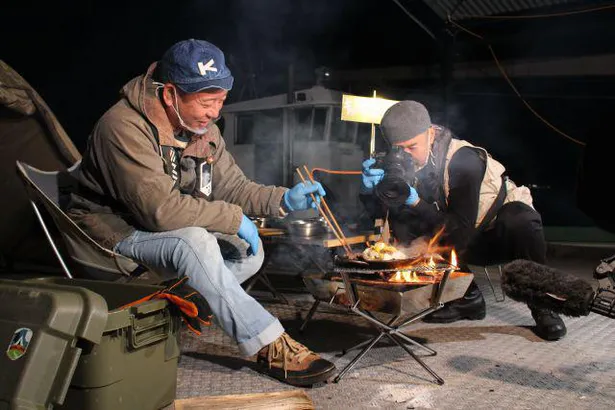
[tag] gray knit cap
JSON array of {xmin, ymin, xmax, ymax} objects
[{"xmin": 380, "ymin": 100, "xmax": 431, "ymax": 145}]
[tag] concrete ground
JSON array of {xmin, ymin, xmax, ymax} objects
[{"xmin": 171, "ymin": 244, "xmax": 615, "ymax": 409}]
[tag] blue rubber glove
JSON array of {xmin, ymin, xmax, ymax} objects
[
  {"xmin": 237, "ymin": 215, "xmax": 259, "ymax": 256},
  {"xmin": 405, "ymin": 185, "xmax": 420, "ymax": 206},
  {"xmin": 284, "ymin": 181, "xmax": 326, "ymax": 211},
  {"xmin": 361, "ymin": 158, "xmax": 385, "ymax": 194}
]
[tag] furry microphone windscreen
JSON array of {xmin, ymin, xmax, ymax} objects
[{"xmin": 501, "ymin": 260, "xmax": 595, "ymax": 317}]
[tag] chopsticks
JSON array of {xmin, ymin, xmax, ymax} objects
[
  {"xmin": 295, "ymin": 166, "xmax": 353, "ymax": 257},
  {"xmin": 303, "ymin": 165, "xmax": 350, "ymax": 251}
]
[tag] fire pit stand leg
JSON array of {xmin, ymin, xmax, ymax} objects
[
  {"xmin": 389, "ymin": 331, "xmax": 437, "ymax": 356},
  {"xmin": 334, "ymin": 319, "xmax": 445, "ymax": 385},
  {"xmin": 340, "ymin": 315, "xmax": 400, "ymax": 355},
  {"xmin": 332, "ymin": 270, "xmax": 455, "ymax": 385},
  {"xmin": 333, "ymin": 301, "xmax": 446, "ymax": 385},
  {"xmin": 385, "ymin": 334, "xmax": 444, "ymax": 385},
  {"xmin": 245, "ymin": 270, "xmax": 289, "ymax": 304},
  {"xmin": 383, "ymin": 309, "xmax": 442, "ymax": 356},
  {"xmin": 333, "ymin": 333, "xmax": 387, "ymax": 383},
  {"xmin": 299, "ymin": 300, "xmax": 321, "ymax": 333},
  {"xmin": 355, "ymin": 308, "xmax": 440, "ymax": 356}
]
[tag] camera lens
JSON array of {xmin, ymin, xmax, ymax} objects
[{"xmin": 373, "ymin": 147, "xmax": 415, "ymax": 207}]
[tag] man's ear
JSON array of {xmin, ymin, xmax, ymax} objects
[
  {"xmin": 428, "ymin": 126, "xmax": 435, "ymax": 144},
  {"xmin": 161, "ymin": 84, "xmax": 175, "ymax": 107}
]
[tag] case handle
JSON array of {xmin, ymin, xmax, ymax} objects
[{"xmin": 128, "ymin": 309, "xmax": 170, "ymax": 349}]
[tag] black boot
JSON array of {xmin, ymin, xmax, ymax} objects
[
  {"xmin": 422, "ymin": 281, "xmax": 486, "ymax": 323},
  {"xmin": 530, "ymin": 307, "xmax": 567, "ymax": 341}
]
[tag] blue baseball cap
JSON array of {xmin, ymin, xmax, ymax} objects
[{"xmin": 156, "ymin": 39, "xmax": 234, "ymax": 93}]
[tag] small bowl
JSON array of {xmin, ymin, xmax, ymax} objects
[
  {"xmin": 287, "ymin": 218, "xmax": 328, "ymax": 237},
  {"xmin": 250, "ymin": 216, "xmax": 286, "ymax": 229}
]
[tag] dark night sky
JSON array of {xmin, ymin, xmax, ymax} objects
[
  {"xmin": 2, "ymin": 0, "xmax": 442, "ymax": 144},
  {"xmin": 3, "ymin": 0, "xmax": 615, "ymax": 226},
  {"xmin": 3, "ymin": 0, "xmax": 611, "ymax": 140}
]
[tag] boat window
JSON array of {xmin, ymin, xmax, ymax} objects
[
  {"xmin": 331, "ymin": 107, "xmax": 357, "ymax": 143},
  {"xmin": 235, "ymin": 109, "xmax": 283, "ymax": 145},
  {"xmin": 236, "ymin": 115, "xmax": 255, "ymax": 144},
  {"xmin": 294, "ymin": 107, "xmax": 327, "ymax": 141},
  {"xmin": 312, "ymin": 108, "xmax": 326, "ymax": 141},
  {"xmin": 294, "ymin": 108, "xmax": 312, "ymax": 141}
]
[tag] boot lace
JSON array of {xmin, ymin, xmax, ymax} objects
[{"xmin": 268, "ymin": 333, "xmax": 313, "ymax": 378}]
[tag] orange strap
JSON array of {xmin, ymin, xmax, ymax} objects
[
  {"xmin": 155, "ymin": 293, "xmax": 199, "ymax": 318},
  {"xmin": 118, "ymin": 290, "xmax": 162, "ymax": 310},
  {"xmin": 118, "ymin": 277, "xmax": 213, "ymax": 337}
]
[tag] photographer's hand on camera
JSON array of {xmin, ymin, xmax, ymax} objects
[
  {"xmin": 361, "ymin": 158, "xmax": 385, "ymax": 194},
  {"xmin": 363, "ymin": 148, "xmax": 417, "ymax": 208},
  {"xmin": 405, "ymin": 185, "xmax": 420, "ymax": 207}
]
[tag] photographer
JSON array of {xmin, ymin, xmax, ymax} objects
[{"xmin": 360, "ymin": 100, "xmax": 566, "ymax": 341}]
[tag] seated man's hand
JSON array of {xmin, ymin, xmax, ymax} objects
[
  {"xmin": 237, "ymin": 215, "xmax": 259, "ymax": 255},
  {"xmin": 361, "ymin": 158, "xmax": 384, "ymax": 194},
  {"xmin": 405, "ymin": 185, "xmax": 420, "ymax": 206},
  {"xmin": 284, "ymin": 181, "xmax": 326, "ymax": 211}
]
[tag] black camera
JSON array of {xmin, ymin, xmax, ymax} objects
[{"xmin": 372, "ymin": 146, "xmax": 416, "ymax": 207}]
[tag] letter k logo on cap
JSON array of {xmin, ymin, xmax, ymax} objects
[{"xmin": 198, "ymin": 59, "xmax": 218, "ymax": 76}]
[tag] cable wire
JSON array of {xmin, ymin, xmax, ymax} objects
[
  {"xmin": 310, "ymin": 168, "xmax": 362, "ymax": 179},
  {"xmin": 457, "ymin": 3, "xmax": 615, "ymax": 20},
  {"xmin": 448, "ymin": 17, "xmax": 586, "ymax": 146}
]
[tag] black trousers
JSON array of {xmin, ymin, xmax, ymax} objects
[{"xmin": 464, "ymin": 201, "xmax": 547, "ymax": 268}]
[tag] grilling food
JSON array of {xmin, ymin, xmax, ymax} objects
[{"xmin": 362, "ymin": 241, "xmax": 407, "ymax": 261}]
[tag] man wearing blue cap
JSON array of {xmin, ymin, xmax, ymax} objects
[
  {"xmin": 68, "ymin": 39, "xmax": 335, "ymax": 386},
  {"xmin": 360, "ymin": 100, "xmax": 567, "ymax": 341}
]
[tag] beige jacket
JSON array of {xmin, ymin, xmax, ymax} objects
[
  {"xmin": 68, "ymin": 63, "xmax": 286, "ymax": 248},
  {"xmin": 443, "ymin": 139, "xmax": 534, "ymax": 228}
]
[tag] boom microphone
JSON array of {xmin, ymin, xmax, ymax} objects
[{"xmin": 501, "ymin": 259, "xmax": 615, "ymax": 319}]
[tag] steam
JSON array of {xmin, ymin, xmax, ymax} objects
[
  {"xmin": 219, "ymin": 0, "xmax": 350, "ymax": 97},
  {"xmin": 395, "ymin": 236, "xmax": 430, "ymax": 259}
]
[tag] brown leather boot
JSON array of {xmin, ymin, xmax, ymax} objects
[{"xmin": 256, "ymin": 333, "xmax": 336, "ymax": 386}]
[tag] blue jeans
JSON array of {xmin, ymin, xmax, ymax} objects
[{"xmin": 113, "ymin": 227, "xmax": 284, "ymax": 356}]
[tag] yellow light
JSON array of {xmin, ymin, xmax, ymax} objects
[{"xmin": 341, "ymin": 94, "xmax": 399, "ymax": 124}]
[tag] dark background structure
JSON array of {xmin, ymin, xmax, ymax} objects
[{"xmin": 3, "ymin": 0, "xmax": 614, "ymax": 226}]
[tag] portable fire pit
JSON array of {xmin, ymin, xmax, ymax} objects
[{"xmin": 302, "ymin": 258, "xmax": 474, "ymax": 385}]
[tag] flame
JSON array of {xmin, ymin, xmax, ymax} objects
[
  {"xmin": 427, "ymin": 226, "xmax": 446, "ymax": 251},
  {"xmin": 422, "ymin": 225, "xmax": 454, "ymax": 256},
  {"xmin": 451, "ymin": 249, "xmax": 457, "ymax": 269},
  {"xmin": 389, "ymin": 270, "xmax": 420, "ymax": 283},
  {"xmin": 386, "ymin": 239, "xmax": 460, "ymax": 284},
  {"xmin": 380, "ymin": 226, "xmax": 463, "ymax": 284}
]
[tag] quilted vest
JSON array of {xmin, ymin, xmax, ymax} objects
[{"xmin": 443, "ymin": 139, "xmax": 534, "ymax": 228}]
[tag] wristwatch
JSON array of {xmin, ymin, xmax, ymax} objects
[{"xmin": 279, "ymin": 192, "xmax": 292, "ymax": 217}]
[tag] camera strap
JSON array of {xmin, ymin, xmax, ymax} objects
[{"xmin": 477, "ymin": 175, "xmax": 507, "ymax": 231}]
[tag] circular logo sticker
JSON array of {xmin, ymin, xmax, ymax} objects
[{"xmin": 6, "ymin": 327, "xmax": 33, "ymax": 361}]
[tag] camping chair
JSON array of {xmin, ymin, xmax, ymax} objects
[
  {"xmin": 465, "ymin": 254, "xmax": 506, "ymax": 303},
  {"xmin": 15, "ymin": 160, "xmax": 159, "ymax": 283}
]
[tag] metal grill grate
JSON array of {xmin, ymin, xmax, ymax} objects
[{"xmin": 333, "ymin": 263, "xmax": 456, "ymax": 274}]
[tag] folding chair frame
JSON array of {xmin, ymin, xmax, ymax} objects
[{"xmin": 16, "ymin": 160, "xmax": 148, "ymax": 281}]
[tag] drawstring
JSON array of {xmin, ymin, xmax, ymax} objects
[
  {"xmin": 152, "ymin": 81, "xmax": 165, "ymax": 95},
  {"xmin": 267, "ymin": 333, "xmax": 312, "ymax": 378}
]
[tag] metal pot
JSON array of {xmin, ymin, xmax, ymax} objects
[
  {"xmin": 286, "ymin": 217, "xmax": 329, "ymax": 237},
  {"xmin": 250, "ymin": 216, "xmax": 286, "ymax": 229}
]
